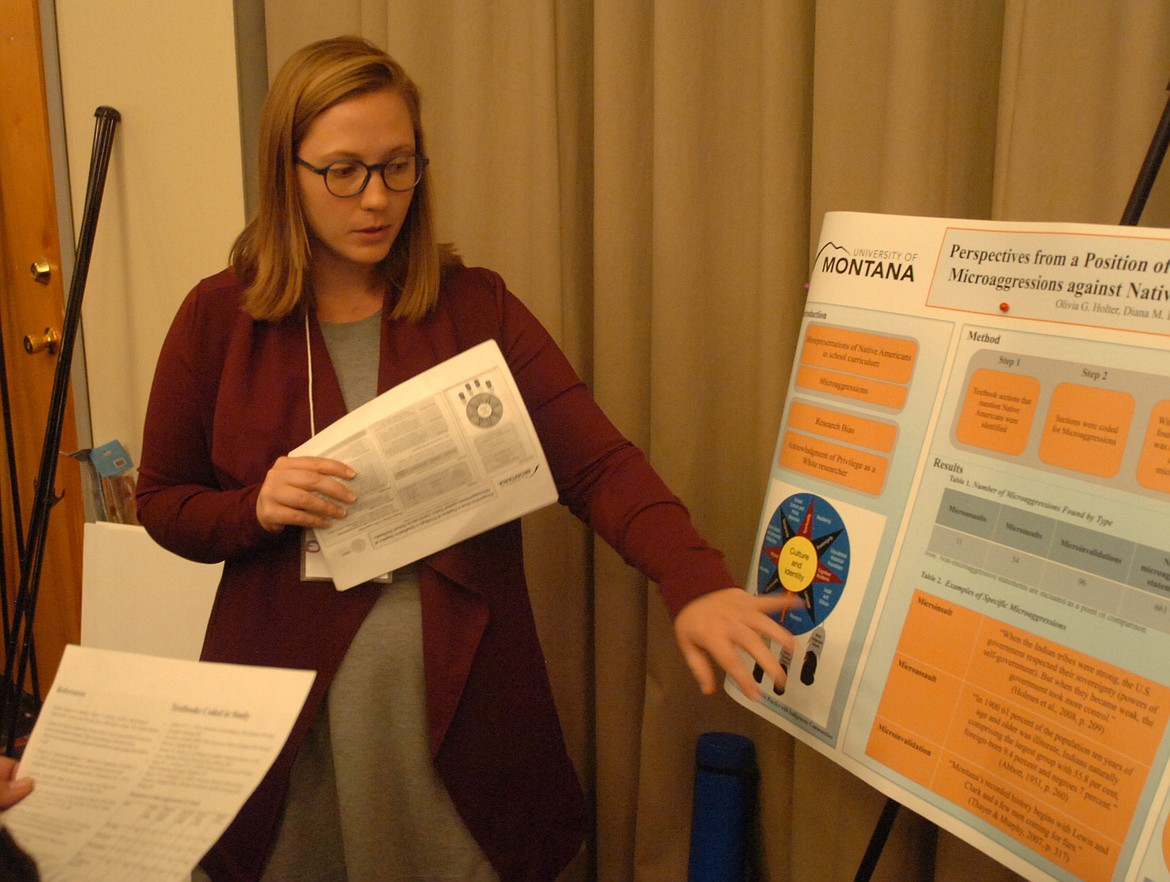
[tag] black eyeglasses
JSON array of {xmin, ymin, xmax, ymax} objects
[{"xmin": 295, "ymin": 152, "xmax": 429, "ymax": 197}]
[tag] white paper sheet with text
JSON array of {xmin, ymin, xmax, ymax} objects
[
  {"xmin": 3, "ymin": 645, "xmax": 314, "ymax": 882},
  {"xmin": 292, "ymin": 339, "xmax": 557, "ymax": 590}
]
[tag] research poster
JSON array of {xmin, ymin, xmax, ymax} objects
[{"xmin": 727, "ymin": 212, "xmax": 1170, "ymax": 882}]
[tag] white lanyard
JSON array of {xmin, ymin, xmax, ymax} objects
[{"xmin": 304, "ymin": 310, "xmax": 316, "ymax": 436}]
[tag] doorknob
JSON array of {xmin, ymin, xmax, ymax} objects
[
  {"xmin": 29, "ymin": 259, "xmax": 51, "ymax": 284},
  {"xmin": 23, "ymin": 327, "xmax": 60, "ymax": 355}
]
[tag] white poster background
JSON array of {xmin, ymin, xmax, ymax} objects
[{"xmin": 728, "ymin": 213, "xmax": 1170, "ymax": 882}]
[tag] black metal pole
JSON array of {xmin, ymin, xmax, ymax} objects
[
  {"xmin": 852, "ymin": 798, "xmax": 900, "ymax": 882},
  {"xmin": 1121, "ymin": 77, "xmax": 1170, "ymax": 226},
  {"xmin": 0, "ymin": 323, "xmax": 24, "ymax": 643},
  {"xmin": 1, "ymin": 106, "xmax": 120, "ymax": 755}
]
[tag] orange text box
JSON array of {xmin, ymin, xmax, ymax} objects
[
  {"xmin": 795, "ymin": 366, "xmax": 908, "ymax": 410},
  {"xmin": 967, "ymin": 633, "xmax": 1168, "ymax": 826},
  {"xmin": 800, "ymin": 324, "xmax": 918, "ymax": 383},
  {"xmin": 886, "ymin": 591, "xmax": 984, "ymax": 680},
  {"xmin": 868, "ymin": 590, "xmax": 1170, "ymax": 882},
  {"xmin": 1039, "ymin": 383, "xmax": 1134, "ymax": 478},
  {"xmin": 1137, "ymin": 400, "xmax": 1170, "ymax": 494},
  {"xmin": 866, "ymin": 593, "xmax": 981, "ymax": 779},
  {"xmin": 931, "ymin": 747, "xmax": 1119, "ymax": 882},
  {"xmin": 787, "ymin": 400, "xmax": 897, "ymax": 454},
  {"xmin": 954, "ymin": 368, "xmax": 1040, "ymax": 456},
  {"xmin": 779, "ymin": 431, "xmax": 889, "ymax": 495},
  {"xmin": 865, "ymin": 717, "xmax": 939, "ymax": 790}
]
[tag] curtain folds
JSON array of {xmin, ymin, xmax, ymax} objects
[{"xmin": 262, "ymin": 2, "xmax": 1170, "ymax": 878}]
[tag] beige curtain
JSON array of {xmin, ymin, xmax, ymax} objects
[{"xmin": 262, "ymin": 2, "xmax": 1170, "ymax": 879}]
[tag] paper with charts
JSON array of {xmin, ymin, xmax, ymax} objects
[
  {"xmin": 293, "ymin": 339, "xmax": 557, "ymax": 590},
  {"xmin": 729, "ymin": 211, "xmax": 1170, "ymax": 882}
]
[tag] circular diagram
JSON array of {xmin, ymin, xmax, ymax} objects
[
  {"xmin": 466, "ymin": 392, "xmax": 503, "ymax": 428},
  {"xmin": 1161, "ymin": 808, "xmax": 1170, "ymax": 873},
  {"xmin": 756, "ymin": 493, "xmax": 850, "ymax": 636}
]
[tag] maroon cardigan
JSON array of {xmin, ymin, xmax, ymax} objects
[{"xmin": 136, "ymin": 266, "xmax": 736, "ymax": 881}]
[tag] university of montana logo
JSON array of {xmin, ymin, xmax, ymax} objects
[{"xmin": 814, "ymin": 241, "xmax": 916, "ymax": 282}]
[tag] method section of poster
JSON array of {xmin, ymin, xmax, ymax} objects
[{"xmin": 728, "ymin": 212, "xmax": 1170, "ymax": 882}]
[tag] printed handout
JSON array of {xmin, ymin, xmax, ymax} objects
[
  {"xmin": 293, "ymin": 339, "xmax": 557, "ymax": 590},
  {"xmin": 3, "ymin": 645, "xmax": 313, "ymax": 882}
]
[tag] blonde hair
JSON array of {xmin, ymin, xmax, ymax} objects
[{"xmin": 231, "ymin": 36, "xmax": 458, "ymax": 321}]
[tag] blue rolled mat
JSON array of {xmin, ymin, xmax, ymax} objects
[{"xmin": 688, "ymin": 731, "xmax": 757, "ymax": 881}]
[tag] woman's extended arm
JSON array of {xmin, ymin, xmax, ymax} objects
[{"xmin": 481, "ymin": 273, "xmax": 795, "ymax": 697}]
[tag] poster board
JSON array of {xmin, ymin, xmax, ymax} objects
[
  {"xmin": 729, "ymin": 212, "xmax": 1170, "ymax": 882},
  {"xmin": 81, "ymin": 522, "xmax": 219, "ymax": 661}
]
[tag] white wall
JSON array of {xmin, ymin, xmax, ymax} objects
[{"xmin": 55, "ymin": 1, "xmax": 247, "ymax": 465}]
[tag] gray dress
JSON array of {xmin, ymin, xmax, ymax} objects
[{"xmin": 242, "ymin": 312, "xmax": 498, "ymax": 881}]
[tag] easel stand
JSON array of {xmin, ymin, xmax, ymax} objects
[{"xmin": 0, "ymin": 106, "xmax": 119, "ymax": 756}]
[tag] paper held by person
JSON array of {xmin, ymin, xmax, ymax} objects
[
  {"xmin": 293, "ymin": 339, "xmax": 558, "ymax": 590},
  {"xmin": 3, "ymin": 644, "xmax": 315, "ymax": 882}
]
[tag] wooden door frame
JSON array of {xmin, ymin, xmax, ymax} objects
[
  {"xmin": 0, "ymin": 0, "xmax": 91, "ymax": 703},
  {"xmin": 39, "ymin": 0, "xmax": 93, "ymax": 452}
]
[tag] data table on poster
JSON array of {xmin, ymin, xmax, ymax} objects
[
  {"xmin": 926, "ymin": 487, "xmax": 1170, "ymax": 635},
  {"xmin": 865, "ymin": 590, "xmax": 1170, "ymax": 882}
]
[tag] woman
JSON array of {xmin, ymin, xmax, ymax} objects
[{"xmin": 137, "ymin": 35, "xmax": 794, "ymax": 882}]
